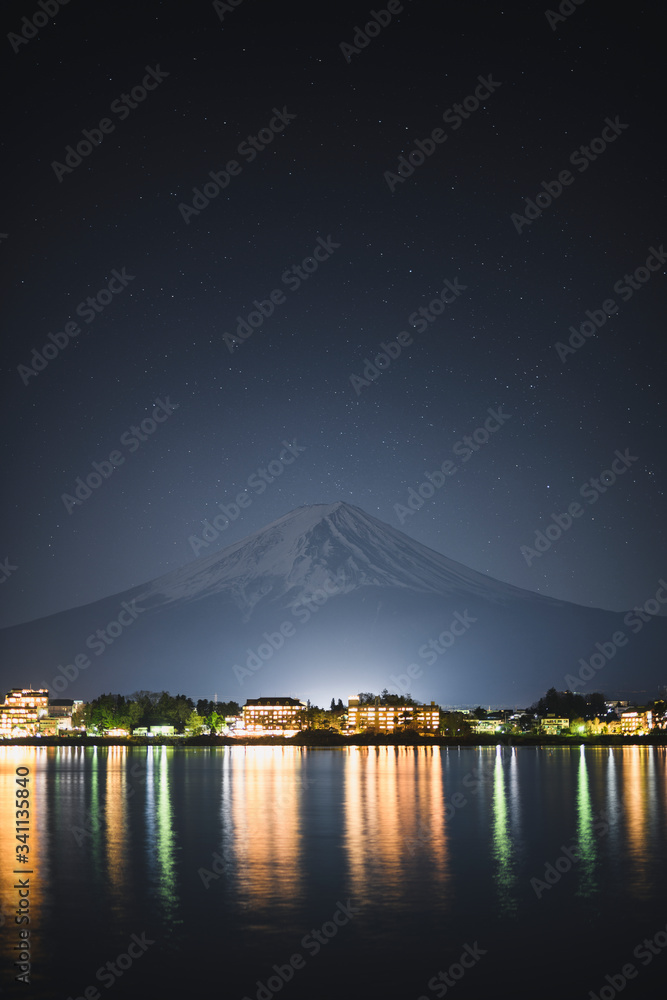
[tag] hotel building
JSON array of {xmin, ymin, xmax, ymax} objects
[
  {"xmin": 620, "ymin": 709, "xmax": 653, "ymax": 735},
  {"xmin": 347, "ymin": 697, "xmax": 440, "ymax": 734},
  {"xmin": 539, "ymin": 716, "xmax": 570, "ymax": 735},
  {"xmin": 470, "ymin": 718, "xmax": 502, "ymax": 735},
  {"xmin": 242, "ymin": 697, "xmax": 307, "ymax": 735},
  {"xmin": 0, "ymin": 688, "xmax": 49, "ymax": 738}
]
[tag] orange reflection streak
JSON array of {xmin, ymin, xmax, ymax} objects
[
  {"xmin": 344, "ymin": 746, "xmax": 448, "ymax": 904},
  {"xmin": 229, "ymin": 747, "xmax": 304, "ymax": 908},
  {"xmin": 621, "ymin": 745, "xmax": 652, "ymax": 899},
  {"xmin": 0, "ymin": 748, "xmax": 43, "ymax": 974},
  {"xmin": 104, "ymin": 746, "xmax": 129, "ymax": 916}
]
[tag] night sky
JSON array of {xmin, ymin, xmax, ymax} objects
[{"xmin": 2, "ymin": 1, "xmax": 665, "ymax": 645}]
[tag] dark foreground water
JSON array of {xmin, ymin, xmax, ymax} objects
[{"xmin": 2, "ymin": 745, "xmax": 667, "ymax": 999}]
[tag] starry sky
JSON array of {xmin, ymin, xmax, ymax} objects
[{"xmin": 2, "ymin": 0, "xmax": 665, "ymax": 633}]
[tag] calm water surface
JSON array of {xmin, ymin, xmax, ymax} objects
[{"xmin": 1, "ymin": 745, "xmax": 666, "ymax": 999}]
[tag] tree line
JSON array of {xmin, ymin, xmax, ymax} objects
[{"xmin": 74, "ymin": 692, "xmax": 241, "ymax": 734}]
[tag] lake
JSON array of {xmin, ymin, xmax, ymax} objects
[{"xmin": 2, "ymin": 744, "xmax": 666, "ymax": 999}]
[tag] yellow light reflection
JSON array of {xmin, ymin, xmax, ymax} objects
[
  {"xmin": 0, "ymin": 748, "xmax": 43, "ymax": 979},
  {"xmin": 344, "ymin": 746, "xmax": 448, "ymax": 907},
  {"xmin": 105, "ymin": 746, "xmax": 129, "ymax": 917},
  {"xmin": 622, "ymin": 745, "xmax": 652, "ymax": 899},
  {"xmin": 229, "ymin": 746, "xmax": 304, "ymax": 910}
]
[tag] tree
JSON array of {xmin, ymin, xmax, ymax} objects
[
  {"xmin": 585, "ymin": 692, "xmax": 606, "ymax": 717},
  {"xmin": 185, "ymin": 710, "xmax": 205, "ymax": 735},
  {"xmin": 84, "ymin": 693, "xmax": 133, "ymax": 732},
  {"xmin": 440, "ymin": 712, "xmax": 472, "ymax": 737},
  {"xmin": 213, "ymin": 700, "xmax": 240, "ymax": 716},
  {"xmin": 71, "ymin": 704, "xmax": 86, "ymax": 729},
  {"xmin": 197, "ymin": 698, "xmax": 213, "ymax": 718},
  {"xmin": 127, "ymin": 701, "xmax": 143, "ymax": 726},
  {"xmin": 207, "ymin": 711, "xmax": 223, "ymax": 734},
  {"xmin": 529, "ymin": 687, "xmax": 605, "ymax": 721}
]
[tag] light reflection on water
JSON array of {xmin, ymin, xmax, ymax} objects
[
  {"xmin": 492, "ymin": 745, "xmax": 517, "ymax": 913},
  {"xmin": 344, "ymin": 746, "xmax": 448, "ymax": 903},
  {"xmin": 576, "ymin": 744, "xmax": 597, "ymax": 897},
  {"xmin": 228, "ymin": 746, "xmax": 305, "ymax": 912},
  {"xmin": 1, "ymin": 744, "xmax": 667, "ymax": 998},
  {"xmin": 622, "ymin": 745, "xmax": 656, "ymax": 900}
]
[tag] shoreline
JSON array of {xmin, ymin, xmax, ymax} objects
[{"xmin": 4, "ymin": 732, "xmax": 667, "ymax": 748}]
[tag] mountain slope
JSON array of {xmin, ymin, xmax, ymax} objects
[
  {"xmin": 0, "ymin": 502, "xmax": 663, "ymax": 706},
  {"xmin": 136, "ymin": 501, "xmax": 564, "ymax": 616}
]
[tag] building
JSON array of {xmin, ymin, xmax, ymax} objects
[
  {"xmin": 133, "ymin": 724, "xmax": 177, "ymax": 737},
  {"xmin": 539, "ymin": 716, "xmax": 570, "ymax": 735},
  {"xmin": 0, "ymin": 689, "xmax": 49, "ymax": 738},
  {"xmin": 620, "ymin": 709, "xmax": 653, "ymax": 735},
  {"xmin": 347, "ymin": 698, "xmax": 440, "ymax": 734},
  {"xmin": 242, "ymin": 697, "xmax": 307, "ymax": 735},
  {"xmin": 470, "ymin": 719, "xmax": 502, "ymax": 735},
  {"xmin": 605, "ymin": 700, "xmax": 629, "ymax": 716},
  {"xmin": 41, "ymin": 698, "xmax": 85, "ymax": 733},
  {"xmin": 48, "ymin": 699, "xmax": 78, "ymax": 718}
]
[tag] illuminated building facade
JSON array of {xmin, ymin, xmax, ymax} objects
[
  {"xmin": 347, "ymin": 698, "xmax": 440, "ymax": 734},
  {"xmin": 0, "ymin": 688, "xmax": 49, "ymax": 738},
  {"xmin": 620, "ymin": 710, "xmax": 653, "ymax": 735},
  {"xmin": 539, "ymin": 716, "xmax": 570, "ymax": 735},
  {"xmin": 40, "ymin": 698, "xmax": 84, "ymax": 733},
  {"xmin": 133, "ymin": 724, "xmax": 176, "ymax": 736},
  {"xmin": 470, "ymin": 719, "xmax": 501, "ymax": 734},
  {"xmin": 242, "ymin": 697, "xmax": 307, "ymax": 734},
  {"xmin": 48, "ymin": 698, "xmax": 78, "ymax": 718}
]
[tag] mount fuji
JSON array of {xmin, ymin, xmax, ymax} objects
[{"xmin": 1, "ymin": 502, "xmax": 664, "ymax": 706}]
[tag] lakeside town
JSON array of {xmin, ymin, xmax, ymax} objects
[{"xmin": 1, "ymin": 686, "xmax": 666, "ymax": 741}]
